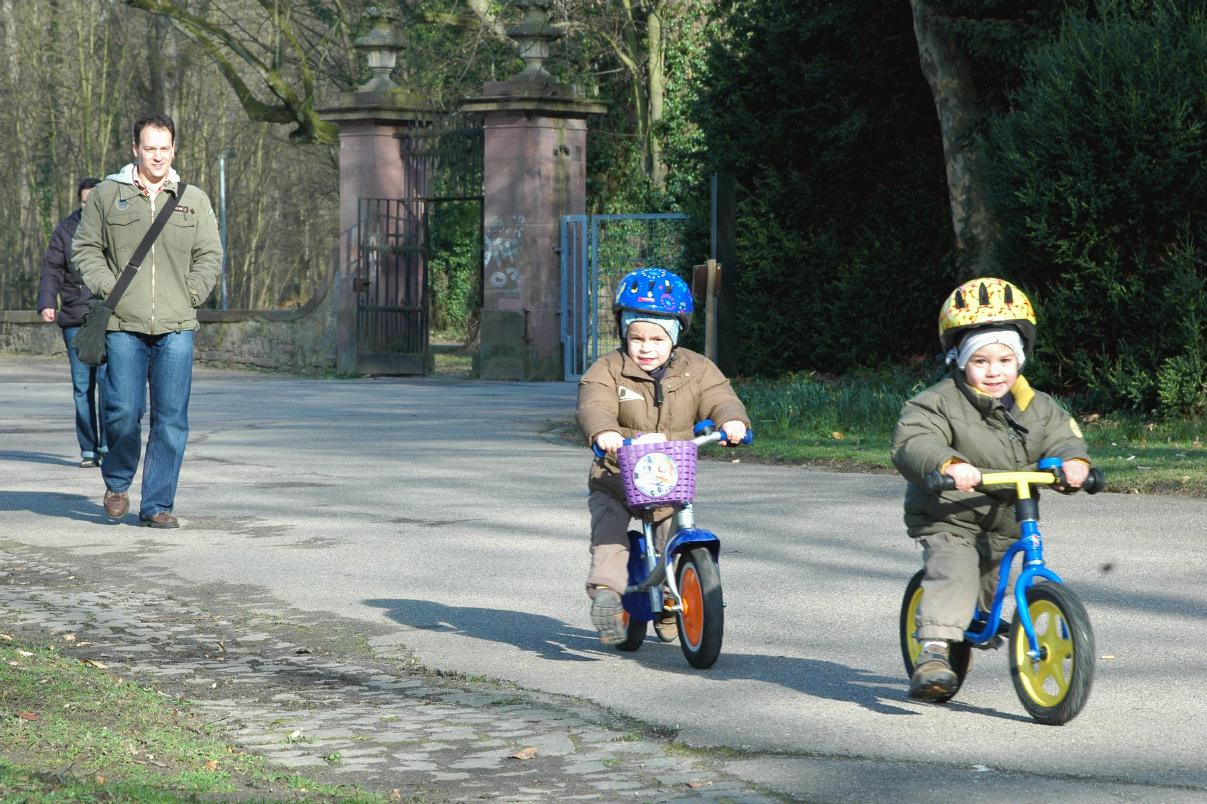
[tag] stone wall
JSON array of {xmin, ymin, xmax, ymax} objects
[{"xmin": 0, "ymin": 271, "xmax": 348, "ymax": 375}]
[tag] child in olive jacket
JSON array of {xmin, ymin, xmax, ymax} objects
[
  {"xmin": 576, "ymin": 268, "xmax": 749, "ymax": 645},
  {"xmin": 891, "ymin": 278, "xmax": 1092, "ymax": 701}
]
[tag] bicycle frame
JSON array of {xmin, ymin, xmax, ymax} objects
[
  {"xmin": 961, "ymin": 469, "xmax": 1063, "ymax": 660},
  {"xmin": 629, "ymin": 502, "xmax": 720, "ymax": 620}
]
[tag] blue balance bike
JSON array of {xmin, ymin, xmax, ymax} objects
[
  {"xmin": 595, "ymin": 421, "xmax": 752, "ymax": 668},
  {"xmin": 900, "ymin": 457, "xmax": 1106, "ymax": 724}
]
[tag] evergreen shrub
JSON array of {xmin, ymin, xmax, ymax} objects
[
  {"xmin": 986, "ymin": 7, "xmax": 1207, "ymax": 412},
  {"xmin": 685, "ymin": 0, "xmax": 953, "ymax": 377}
]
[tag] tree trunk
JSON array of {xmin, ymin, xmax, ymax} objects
[
  {"xmin": 909, "ymin": 0, "xmax": 994, "ymax": 277},
  {"xmin": 646, "ymin": 5, "xmax": 666, "ymax": 191}
]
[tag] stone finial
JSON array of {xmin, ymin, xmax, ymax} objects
[
  {"xmin": 355, "ymin": 6, "xmax": 404, "ymax": 93},
  {"xmin": 508, "ymin": 0, "xmax": 564, "ymax": 80}
]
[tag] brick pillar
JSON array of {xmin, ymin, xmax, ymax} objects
[
  {"xmin": 462, "ymin": 84, "xmax": 605, "ymax": 380},
  {"xmin": 320, "ymin": 77, "xmax": 433, "ymax": 371}
]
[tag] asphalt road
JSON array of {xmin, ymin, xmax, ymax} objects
[{"xmin": 2, "ymin": 354, "xmax": 1205, "ymax": 801}]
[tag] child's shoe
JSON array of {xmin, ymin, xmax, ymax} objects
[
  {"xmin": 653, "ymin": 613, "xmax": 678, "ymax": 642},
  {"xmin": 590, "ymin": 588, "xmax": 626, "ymax": 645},
  {"xmin": 909, "ymin": 640, "xmax": 958, "ymax": 701}
]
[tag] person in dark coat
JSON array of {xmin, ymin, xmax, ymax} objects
[
  {"xmin": 891, "ymin": 277, "xmax": 1092, "ymax": 702},
  {"xmin": 37, "ymin": 177, "xmax": 106, "ymax": 468}
]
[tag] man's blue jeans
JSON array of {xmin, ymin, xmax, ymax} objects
[
  {"xmin": 101, "ymin": 329, "xmax": 194, "ymax": 518},
  {"xmin": 61, "ymin": 326, "xmax": 107, "ymax": 460}
]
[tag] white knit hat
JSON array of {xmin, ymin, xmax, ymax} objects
[{"xmin": 947, "ymin": 327, "xmax": 1026, "ymax": 370}]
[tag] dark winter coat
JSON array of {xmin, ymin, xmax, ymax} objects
[
  {"xmin": 891, "ymin": 371, "xmax": 1090, "ymax": 541},
  {"xmin": 36, "ymin": 209, "xmax": 91, "ymax": 328}
]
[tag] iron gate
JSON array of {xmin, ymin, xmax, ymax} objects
[
  {"xmin": 560, "ymin": 213, "xmax": 690, "ymax": 381},
  {"xmin": 352, "ymin": 115, "xmax": 483, "ymax": 374}
]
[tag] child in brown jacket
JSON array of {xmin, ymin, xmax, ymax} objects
[{"xmin": 576, "ymin": 267, "xmax": 749, "ymax": 645}]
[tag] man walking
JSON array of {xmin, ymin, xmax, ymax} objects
[
  {"xmin": 37, "ymin": 177, "xmax": 107, "ymax": 468},
  {"xmin": 74, "ymin": 114, "xmax": 223, "ymax": 528}
]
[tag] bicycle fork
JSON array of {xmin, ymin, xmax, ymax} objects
[{"xmin": 968, "ymin": 491, "xmax": 1063, "ymax": 660}]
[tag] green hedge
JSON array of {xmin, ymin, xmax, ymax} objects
[
  {"xmin": 683, "ymin": 0, "xmax": 953, "ymax": 377},
  {"xmin": 987, "ymin": 7, "xmax": 1207, "ymax": 413}
]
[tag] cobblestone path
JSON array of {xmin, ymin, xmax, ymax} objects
[{"xmin": 0, "ymin": 548, "xmax": 781, "ymax": 802}]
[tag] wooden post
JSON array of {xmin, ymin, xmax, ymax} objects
[{"xmin": 704, "ymin": 259, "xmax": 720, "ymax": 363}]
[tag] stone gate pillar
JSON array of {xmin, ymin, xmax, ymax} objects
[
  {"xmin": 319, "ymin": 8, "xmax": 431, "ymax": 374},
  {"xmin": 461, "ymin": 1, "xmax": 605, "ymax": 381}
]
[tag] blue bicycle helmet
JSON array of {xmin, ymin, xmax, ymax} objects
[{"xmin": 612, "ymin": 267, "xmax": 693, "ymax": 334}]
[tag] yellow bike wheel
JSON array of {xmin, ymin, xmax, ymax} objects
[{"xmin": 1009, "ymin": 581, "xmax": 1095, "ymax": 725}]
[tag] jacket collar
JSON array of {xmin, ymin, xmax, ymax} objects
[
  {"xmin": 107, "ymin": 163, "xmax": 181, "ymax": 196},
  {"xmin": 953, "ymin": 371, "xmax": 1035, "ymax": 414},
  {"xmin": 618, "ymin": 348, "xmax": 682, "ymax": 382}
]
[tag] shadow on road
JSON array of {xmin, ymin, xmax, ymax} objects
[
  {"xmin": 364, "ymin": 597, "xmax": 1031, "ymax": 722},
  {"xmin": 0, "ymin": 489, "xmax": 107, "ymax": 524},
  {"xmin": 0, "ymin": 450, "xmax": 78, "ymax": 468},
  {"xmin": 365, "ymin": 597, "xmax": 605, "ymax": 664}
]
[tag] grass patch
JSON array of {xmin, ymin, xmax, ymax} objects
[
  {"xmin": 735, "ymin": 369, "xmax": 1207, "ymax": 496},
  {"xmin": 0, "ymin": 637, "xmax": 383, "ymax": 801}
]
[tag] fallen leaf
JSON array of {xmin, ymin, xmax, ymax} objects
[
  {"xmin": 203, "ymin": 760, "xmax": 219, "ymax": 771},
  {"xmin": 62, "ymin": 634, "xmax": 76, "ymax": 642},
  {"xmin": 686, "ymin": 780, "xmax": 712, "ymax": 789},
  {"xmin": 390, "ymin": 791, "xmax": 403, "ymax": 802},
  {"xmin": 95, "ymin": 774, "xmax": 105, "ymax": 785},
  {"xmin": 17, "ymin": 650, "xmax": 33, "ymax": 657},
  {"xmin": 830, "ymin": 431, "xmax": 845, "ymax": 440},
  {"xmin": 83, "ymin": 659, "xmax": 107, "ymax": 669},
  {"xmin": 17, "ymin": 712, "xmax": 38, "ymax": 721},
  {"xmin": 0, "ymin": 634, "xmax": 12, "ymax": 641},
  {"xmin": 510, "ymin": 747, "xmax": 538, "ymax": 760}
]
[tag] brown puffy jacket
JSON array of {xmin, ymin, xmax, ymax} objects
[{"xmin": 576, "ymin": 347, "xmax": 750, "ymax": 500}]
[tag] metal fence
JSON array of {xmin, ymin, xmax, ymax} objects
[{"xmin": 560, "ymin": 213, "xmax": 691, "ymax": 381}]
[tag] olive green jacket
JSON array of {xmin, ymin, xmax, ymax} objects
[
  {"xmin": 891, "ymin": 372, "xmax": 1090, "ymax": 540},
  {"xmin": 577, "ymin": 347, "xmax": 750, "ymax": 500},
  {"xmin": 73, "ymin": 165, "xmax": 223, "ymax": 335}
]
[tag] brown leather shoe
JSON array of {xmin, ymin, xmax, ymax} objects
[
  {"xmin": 139, "ymin": 512, "xmax": 179, "ymax": 529},
  {"xmin": 103, "ymin": 489, "xmax": 129, "ymax": 519},
  {"xmin": 654, "ymin": 613, "xmax": 678, "ymax": 643},
  {"xmin": 909, "ymin": 641, "xmax": 959, "ymax": 701}
]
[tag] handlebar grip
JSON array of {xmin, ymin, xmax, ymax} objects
[
  {"xmin": 925, "ymin": 470, "xmax": 955, "ymax": 494},
  {"xmin": 1082, "ymin": 467, "xmax": 1106, "ymax": 495},
  {"xmin": 592, "ymin": 438, "xmax": 634, "ymax": 458},
  {"xmin": 720, "ymin": 429, "xmax": 754, "ymax": 446}
]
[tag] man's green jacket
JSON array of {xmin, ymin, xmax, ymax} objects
[{"xmin": 73, "ymin": 165, "xmax": 223, "ymax": 334}]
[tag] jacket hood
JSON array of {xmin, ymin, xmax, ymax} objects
[{"xmin": 106, "ymin": 163, "xmax": 181, "ymax": 189}]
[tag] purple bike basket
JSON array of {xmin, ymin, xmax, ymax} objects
[{"xmin": 616, "ymin": 440, "xmax": 698, "ymax": 508}]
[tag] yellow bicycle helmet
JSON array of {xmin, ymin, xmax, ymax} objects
[{"xmin": 938, "ymin": 277, "xmax": 1037, "ymax": 352}]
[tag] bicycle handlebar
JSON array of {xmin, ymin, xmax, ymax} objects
[
  {"xmin": 592, "ymin": 421, "xmax": 754, "ymax": 458},
  {"xmin": 925, "ymin": 465, "xmax": 1106, "ymax": 495}
]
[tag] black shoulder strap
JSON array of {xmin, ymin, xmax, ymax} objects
[{"xmin": 105, "ymin": 183, "xmax": 187, "ymax": 309}]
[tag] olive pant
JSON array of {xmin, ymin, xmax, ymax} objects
[
  {"xmin": 916, "ymin": 530, "xmax": 1017, "ymax": 642},
  {"xmin": 586, "ymin": 490, "xmax": 675, "ymax": 597}
]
